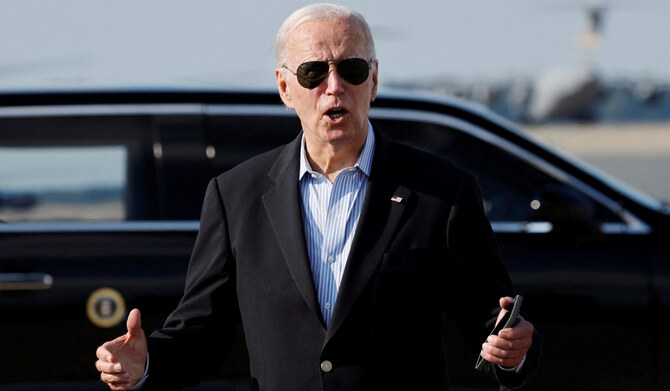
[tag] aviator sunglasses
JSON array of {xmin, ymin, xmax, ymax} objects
[{"xmin": 283, "ymin": 58, "xmax": 372, "ymax": 89}]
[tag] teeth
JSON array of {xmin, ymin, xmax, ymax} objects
[{"xmin": 328, "ymin": 109, "xmax": 345, "ymax": 119}]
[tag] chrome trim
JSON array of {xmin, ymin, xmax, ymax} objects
[
  {"xmin": 0, "ymin": 103, "xmax": 207, "ymax": 117},
  {"xmin": 0, "ymin": 273, "xmax": 53, "ymax": 291},
  {"xmin": 601, "ymin": 222, "xmax": 650, "ymax": 235},
  {"xmin": 0, "ymin": 221, "xmax": 200, "ymax": 233},
  {"xmin": 492, "ymin": 221, "xmax": 650, "ymax": 235},
  {"xmin": 204, "ymin": 104, "xmax": 291, "ymax": 116},
  {"xmin": 369, "ymin": 107, "xmax": 651, "ymax": 234},
  {"xmin": 0, "ymin": 103, "xmax": 291, "ymax": 118},
  {"xmin": 491, "ymin": 222, "xmax": 553, "ymax": 234}
]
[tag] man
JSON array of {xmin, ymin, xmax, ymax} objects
[{"xmin": 96, "ymin": 4, "xmax": 540, "ymax": 391}]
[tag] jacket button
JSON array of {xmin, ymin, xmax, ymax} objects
[{"xmin": 320, "ymin": 360, "xmax": 333, "ymax": 373}]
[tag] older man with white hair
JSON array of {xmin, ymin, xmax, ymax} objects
[{"xmin": 95, "ymin": 4, "xmax": 540, "ymax": 391}]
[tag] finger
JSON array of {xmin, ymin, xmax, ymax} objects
[
  {"xmin": 106, "ymin": 380, "xmax": 134, "ymax": 391},
  {"xmin": 126, "ymin": 308, "xmax": 143, "ymax": 338},
  {"xmin": 489, "ymin": 330, "xmax": 532, "ymax": 349},
  {"xmin": 486, "ymin": 336, "xmax": 532, "ymax": 360},
  {"xmin": 482, "ymin": 340, "xmax": 525, "ymax": 359},
  {"xmin": 481, "ymin": 337, "xmax": 527, "ymax": 367},
  {"xmin": 96, "ymin": 359, "xmax": 124, "ymax": 373},
  {"xmin": 486, "ymin": 334, "xmax": 531, "ymax": 352},
  {"xmin": 480, "ymin": 347, "xmax": 524, "ymax": 368},
  {"xmin": 96, "ymin": 345, "xmax": 115, "ymax": 362},
  {"xmin": 498, "ymin": 318, "xmax": 534, "ymax": 340},
  {"xmin": 100, "ymin": 370, "xmax": 130, "ymax": 384}
]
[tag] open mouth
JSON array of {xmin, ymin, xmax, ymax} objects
[{"xmin": 326, "ymin": 108, "xmax": 346, "ymax": 119}]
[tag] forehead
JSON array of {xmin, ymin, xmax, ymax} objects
[{"xmin": 286, "ymin": 19, "xmax": 367, "ymax": 62}]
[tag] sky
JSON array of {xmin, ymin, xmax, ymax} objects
[{"xmin": 1, "ymin": 0, "xmax": 670, "ymax": 90}]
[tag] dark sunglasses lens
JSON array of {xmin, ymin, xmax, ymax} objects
[
  {"xmin": 295, "ymin": 58, "xmax": 370, "ymax": 89},
  {"xmin": 296, "ymin": 61, "xmax": 329, "ymax": 89},
  {"xmin": 337, "ymin": 58, "xmax": 370, "ymax": 85}
]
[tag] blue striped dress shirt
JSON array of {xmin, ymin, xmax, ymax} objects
[{"xmin": 299, "ymin": 122, "xmax": 375, "ymax": 327}]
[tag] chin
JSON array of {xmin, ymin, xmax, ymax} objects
[{"xmin": 315, "ymin": 125, "xmax": 345, "ymax": 140}]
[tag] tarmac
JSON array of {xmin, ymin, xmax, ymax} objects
[{"xmin": 524, "ymin": 122, "xmax": 670, "ymax": 203}]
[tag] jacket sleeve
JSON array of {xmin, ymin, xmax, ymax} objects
[
  {"xmin": 140, "ymin": 178, "xmax": 241, "ymax": 390},
  {"xmin": 445, "ymin": 172, "xmax": 542, "ymax": 389}
]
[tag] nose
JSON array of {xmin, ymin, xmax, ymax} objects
[{"xmin": 325, "ymin": 63, "xmax": 345, "ymax": 95}]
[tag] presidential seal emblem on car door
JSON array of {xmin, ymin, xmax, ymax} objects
[{"xmin": 86, "ymin": 287, "xmax": 126, "ymax": 328}]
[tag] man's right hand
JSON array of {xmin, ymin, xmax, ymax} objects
[{"xmin": 96, "ymin": 308, "xmax": 147, "ymax": 391}]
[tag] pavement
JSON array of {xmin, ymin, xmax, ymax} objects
[{"xmin": 525, "ymin": 122, "xmax": 670, "ymax": 203}]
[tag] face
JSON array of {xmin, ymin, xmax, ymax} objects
[{"xmin": 276, "ymin": 19, "xmax": 378, "ymax": 150}]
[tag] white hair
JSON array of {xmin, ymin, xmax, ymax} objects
[{"xmin": 274, "ymin": 3, "xmax": 376, "ymax": 67}]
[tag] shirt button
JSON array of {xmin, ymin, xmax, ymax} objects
[
  {"xmin": 321, "ymin": 360, "xmax": 333, "ymax": 373},
  {"xmin": 328, "ymin": 255, "xmax": 335, "ymax": 263},
  {"xmin": 311, "ymin": 173, "xmax": 318, "ymax": 179},
  {"xmin": 324, "ymin": 302, "xmax": 331, "ymax": 310}
]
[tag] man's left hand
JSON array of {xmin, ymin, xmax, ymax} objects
[{"xmin": 480, "ymin": 296, "xmax": 534, "ymax": 368}]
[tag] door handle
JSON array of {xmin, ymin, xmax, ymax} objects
[{"xmin": 0, "ymin": 273, "xmax": 54, "ymax": 291}]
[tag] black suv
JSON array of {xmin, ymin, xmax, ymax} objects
[{"xmin": 1, "ymin": 89, "xmax": 669, "ymax": 390}]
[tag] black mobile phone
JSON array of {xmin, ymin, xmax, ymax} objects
[{"xmin": 475, "ymin": 295, "xmax": 523, "ymax": 371}]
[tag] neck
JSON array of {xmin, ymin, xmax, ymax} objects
[{"xmin": 305, "ymin": 133, "xmax": 366, "ymax": 183}]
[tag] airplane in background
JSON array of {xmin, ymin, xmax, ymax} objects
[
  {"xmin": 389, "ymin": 0, "xmax": 670, "ymax": 124},
  {"xmin": 527, "ymin": 0, "xmax": 606, "ymax": 122}
]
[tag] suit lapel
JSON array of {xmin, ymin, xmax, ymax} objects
[
  {"xmin": 262, "ymin": 135, "xmax": 324, "ymax": 327},
  {"xmin": 326, "ymin": 132, "xmax": 413, "ymax": 341}
]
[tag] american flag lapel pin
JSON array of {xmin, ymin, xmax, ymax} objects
[{"xmin": 391, "ymin": 196, "xmax": 403, "ymax": 203}]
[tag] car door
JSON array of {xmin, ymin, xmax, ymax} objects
[
  {"xmin": 0, "ymin": 110, "xmax": 197, "ymax": 386},
  {"xmin": 371, "ymin": 109, "xmax": 654, "ymax": 390}
]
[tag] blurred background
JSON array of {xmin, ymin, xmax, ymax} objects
[{"xmin": 2, "ymin": 0, "xmax": 669, "ymax": 200}]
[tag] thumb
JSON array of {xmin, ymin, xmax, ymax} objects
[
  {"xmin": 126, "ymin": 308, "xmax": 143, "ymax": 338},
  {"xmin": 499, "ymin": 296, "xmax": 514, "ymax": 312},
  {"xmin": 496, "ymin": 296, "xmax": 514, "ymax": 325}
]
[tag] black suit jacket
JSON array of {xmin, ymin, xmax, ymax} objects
[{"xmin": 142, "ymin": 128, "xmax": 540, "ymax": 391}]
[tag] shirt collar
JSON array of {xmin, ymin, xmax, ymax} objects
[{"xmin": 299, "ymin": 120, "xmax": 375, "ymax": 179}]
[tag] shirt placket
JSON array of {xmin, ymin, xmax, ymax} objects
[
  {"xmin": 321, "ymin": 169, "xmax": 359, "ymax": 325},
  {"xmin": 319, "ymin": 177, "xmax": 336, "ymax": 323}
]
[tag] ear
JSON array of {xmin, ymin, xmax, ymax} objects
[
  {"xmin": 370, "ymin": 60, "xmax": 379, "ymax": 103},
  {"xmin": 276, "ymin": 68, "xmax": 294, "ymax": 109}
]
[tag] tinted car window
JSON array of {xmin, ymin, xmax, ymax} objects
[
  {"xmin": 0, "ymin": 115, "xmax": 159, "ymax": 222},
  {"xmin": 206, "ymin": 114, "xmax": 302, "ymax": 175},
  {"xmin": 0, "ymin": 145, "xmax": 126, "ymax": 221},
  {"xmin": 375, "ymin": 118, "xmax": 624, "ymax": 223}
]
